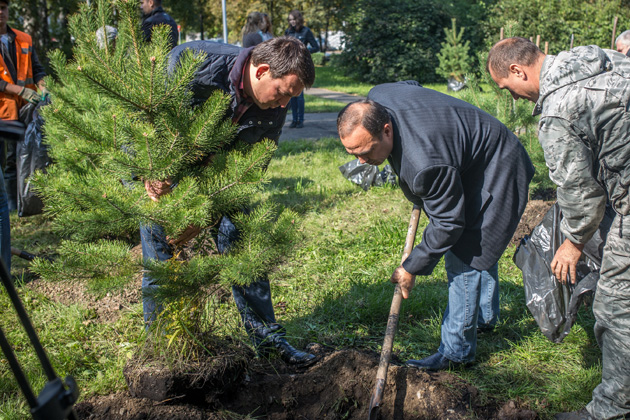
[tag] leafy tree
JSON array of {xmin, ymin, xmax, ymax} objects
[
  {"xmin": 8, "ymin": 0, "xmax": 81, "ymax": 66},
  {"xmin": 32, "ymin": 0, "xmax": 299, "ymax": 348},
  {"xmin": 166, "ymin": 0, "xmax": 220, "ymax": 41},
  {"xmin": 338, "ymin": 0, "xmax": 449, "ymax": 84},
  {"xmin": 437, "ymin": 18, "xmax": 471, "ymax": 83},
  {"xmin": 484, "ymin": 0, "xmax": 630, "ymax": 53}
]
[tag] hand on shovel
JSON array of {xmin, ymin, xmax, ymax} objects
[{"xmin": 390, "ymin": 265, "xmax": 416, "ymax": 299}]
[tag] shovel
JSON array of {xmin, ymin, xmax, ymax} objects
[
  {"xmin": 367, "ymin": 204, "xmax": 421, "ymax": 420},
  {"xmin": 11, "ymin": 247, "xmax": 53, "ymax": 262}
]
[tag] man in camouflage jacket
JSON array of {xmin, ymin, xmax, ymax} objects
[{"xmin": 488, "ymin": 37, "xmax": 630, "ymax": 420}]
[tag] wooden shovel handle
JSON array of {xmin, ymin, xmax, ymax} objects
[{"xmin": 368, "ymin": 204, "xmax": 421, "ymax": 418}]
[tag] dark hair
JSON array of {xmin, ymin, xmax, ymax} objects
[
  {"xmin": 337, "ymin": 100, "xmax": 390, "ymax": 139},
  {"xmin": 242, "ymin": 12, "xmax": 263, "ymax": 37},
  {"xmin": 0, "ymin": 0, "xmax": 8, "ymax": 5},
  {"xmin": 261, "ymin": 13, "xmax": 272, "ymax": 34},
  {"xmin": 487, "ymin": 37, "xmax": 544, "ymax": 79},
  {"xmin": 288, "ymin": 10, "xmax": 304, "ymax": 30},
  {"xmin": 251, "ymin": 36, "xmax": 315, "ymax": 88}
]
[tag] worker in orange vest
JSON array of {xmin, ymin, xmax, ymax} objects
[{"xmin": 0, "ymin": 0, "xmax": 48, "ymax": 212}]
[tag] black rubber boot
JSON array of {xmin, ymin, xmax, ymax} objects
[{"xmin": 272, "ymin": 336, "xmax": 317, "ymax": 367}]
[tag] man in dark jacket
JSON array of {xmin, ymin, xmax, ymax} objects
[
  {"xmin": 140, "ymin": 0, "xmax": 178, "ymax": 50},
  {"xmin": 337, "ymin": 81, "xmax": 534, "ymax": 371},
  {"xmin": 142, "ymin": 37, "xmax": 316, "ymax": 366}
]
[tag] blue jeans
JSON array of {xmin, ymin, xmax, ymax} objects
[
  {"xmin": 438, "ymin": 251, "xmax": 499, "ymax": 363},
  {"xmin": 290, "ymin": 91, "xmax": 305, "ymax": 123},
  {"xmin": 140, "ymin": 217, "xmax": 282, "ymax": 344},
  {"xmin": 0, "ymin": 166, "xmax": 11, "ymax": 275}
]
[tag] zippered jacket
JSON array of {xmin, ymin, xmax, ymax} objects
[{"xmin": 535, "ymin": 45, "xmax": 630, "ymax": 244}]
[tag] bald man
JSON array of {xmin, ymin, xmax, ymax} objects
[{"xmin": 337, "ymin": 81, "xmax": 533, "ymax": 371}]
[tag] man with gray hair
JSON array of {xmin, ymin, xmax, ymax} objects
[
  {"xmin": 616, "ymin": 30, "xmax": 630, "ymax": 56},
  {"xmin": 488, "ymin": 36, "xmax": 630, "ymax": 420}
]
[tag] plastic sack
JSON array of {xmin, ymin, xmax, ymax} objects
[
  {"xmin": 16, "ymin": 99, "xmax": 51, "ymax": 217},
  {"xmin": 513, "ymin": 203, "xmax": 613, "ymax": 343},
  {"xmin": 338, "ymin": 159, "xmax": 397, "ymax": 191},
  {"xmin": 447, "ymin": 77, "xmax": 466, "ymax": 92}
]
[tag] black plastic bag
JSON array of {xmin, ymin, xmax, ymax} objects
[
  {"xmin": 513, "ymin": 203, "xmax": 613, "ymax": 343},
  {"xmin": 339, "ymin": 159, "xmax": 397, "ymax": 191},
  {"xmin": 16, "ymin": 99, "xmax": 51, "ymax": 217}
]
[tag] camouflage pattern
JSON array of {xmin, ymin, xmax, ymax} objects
[
  {"xmin": 536, "ymin": 45, "xmax": 630, "ymax": 419},
  {"xmin": 535, "ymin": 45, "xmax": 630, "ymax": 245},
  {"xmin": 587, "ymin": 215, "xmax": 630, "ymax": 420}
]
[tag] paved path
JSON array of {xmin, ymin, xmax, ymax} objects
[{"xmin": 279, "ymin": 88, "xmax": 366, "ymax": 142}]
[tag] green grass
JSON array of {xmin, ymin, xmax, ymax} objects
[{"xmin": 0, "ymin": 138, "xmax": 590, "ymax": 419}]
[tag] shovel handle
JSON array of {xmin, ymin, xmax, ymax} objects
[{"xmin": 368, "ymin": 204, "xmax": 421, "ymax": 419}]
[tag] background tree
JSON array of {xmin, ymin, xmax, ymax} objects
[
  {"xmin": 484, "ymin": 0, "xmax": 630, "ymax": 53},
  {"xmin": 32, "ymin": 0, "xmax": 299, "ymax": 348},
  {"xmin": 437, "ymin": 18, "xmax": 472, "ymax": 83},
  {"xmin": 339, "ymin": 0, "xmax": 449, "ymax": 84},
  {"xmin": 166, "ymin": 0, "xmax": 220, "ymax": 41}
]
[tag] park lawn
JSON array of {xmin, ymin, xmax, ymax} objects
[{"xmin": 0, "ymin": 138, "xmax": 597, "ymax": 419}]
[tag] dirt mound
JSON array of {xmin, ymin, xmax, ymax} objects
[
  {"xmin": 511, "ymin": 200, "xmax": 554, "ymax": 245},
  {"xmin": 76, "ymin": 347, "xmax": 537, "ymax": 419}
]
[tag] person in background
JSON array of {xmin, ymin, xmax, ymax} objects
[
  {"xmin": 615, "ymin": 30, "xmax": 630, "ymax": 56},
  {"xmin": 284, "ymin": 10, "xmax": 318, "ymax": 128},
  {"xmin": 140, "ymin": 0, "xmax": 178, "ymax": 50},
  {"xmin": 488, "ymin": 36, "xmax": 630, "ymax": 420},
  {"xmin": 0, "ymin": 0, "xmax": 47, "ymax": 216},
  {"xmin": 260, "ymin": 13, "xmax": 273, "ymax": 41},
  {"xmin": 241, "ymin": 12, "xmax": 264, "ymax": 48}
]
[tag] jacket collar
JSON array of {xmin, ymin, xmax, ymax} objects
[
  {"xmin": 146, "ymin": 6, "xmax": 165, "ymax": 19},
  {"xmin": 229, "ymin": 47, "xmax": 254, "ymax": 102}
]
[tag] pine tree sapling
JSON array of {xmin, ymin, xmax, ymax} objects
[
  {"xmin": 437, "ymin": 18, "xmax": 471, "ymax": 84},
  {"xmin": 31, "ymin": 0, "xmax": 300, "ymax": 345}
]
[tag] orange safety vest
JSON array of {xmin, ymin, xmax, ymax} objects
[{"xmin": 0, "ymin": 29, "xmax": 37, "ymax": 121}]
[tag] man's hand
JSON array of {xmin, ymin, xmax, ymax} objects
[
  {"xmin": 390, "ymin": 265, "xmax": 416, "ymax": 299},
  {"xmin": 39, "ymin": 86, "xmax": 50, "ymax": 100},
  {"xmin": 168, "ymin": 225, "xmax": 201, "ymax": 247},
  {"xmin": 144, "ymin": 178, "xmax": 173, "ymax": 201},
  {"xmin": 19, "ymin": 87, "xmax": 40, "ymax": 104},
  {"xmin": 550, "ymin": 239, "xmax": 585, "ymax": 285}
]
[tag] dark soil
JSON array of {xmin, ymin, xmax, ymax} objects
[
  {"xmin": 30, "ymin": 202, "xmax": 552, "ymax": 420},
  {"xmin": 511, "ymin": 200, "xmax": 555, "ymax": 246},
  {"xmin": 76, "ymin": 345, "xmax": 538, "ymax": 420}
]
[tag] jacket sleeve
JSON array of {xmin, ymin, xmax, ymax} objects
[
  {"xmin": 305, "ymin": 28, "xmax": 319, "ymax": 53},
  {"xmin": 538, "ymin": 116, "xmax": 607, "ymax": 244},
  {"xmin": 402, "ymin": 165, "xmax": 466, "ymax": 275},
  {"xmin": 141, "ymin": 19, "xmax": 153, "ymax": 43},
  {"xmin": 31, "ymin": 48, "xmax": 46, "ymax": 84}
]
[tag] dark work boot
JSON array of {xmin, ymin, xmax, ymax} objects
[
  {"xmin": 273, "ymin": 337, "xmax": 317, "ymax": 367},
  {"xmin": 554, "ymin": 408, "xmax": 594, "ymax": 420},
  {"xmin": 406, "ymin": 352, "xmax": 463, "ymax": 371}
]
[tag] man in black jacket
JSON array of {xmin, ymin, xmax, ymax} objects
[
  {"xmin": 337, "ymin": 81, "xmax": 534, "ymax": 370},
  {"xmin": 142, "ymin": 37, "xmax": 316, "ymax": 366},
  {"xmin": 140, "ymin": 0, "xmax": 178, "ymax": 50}
]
